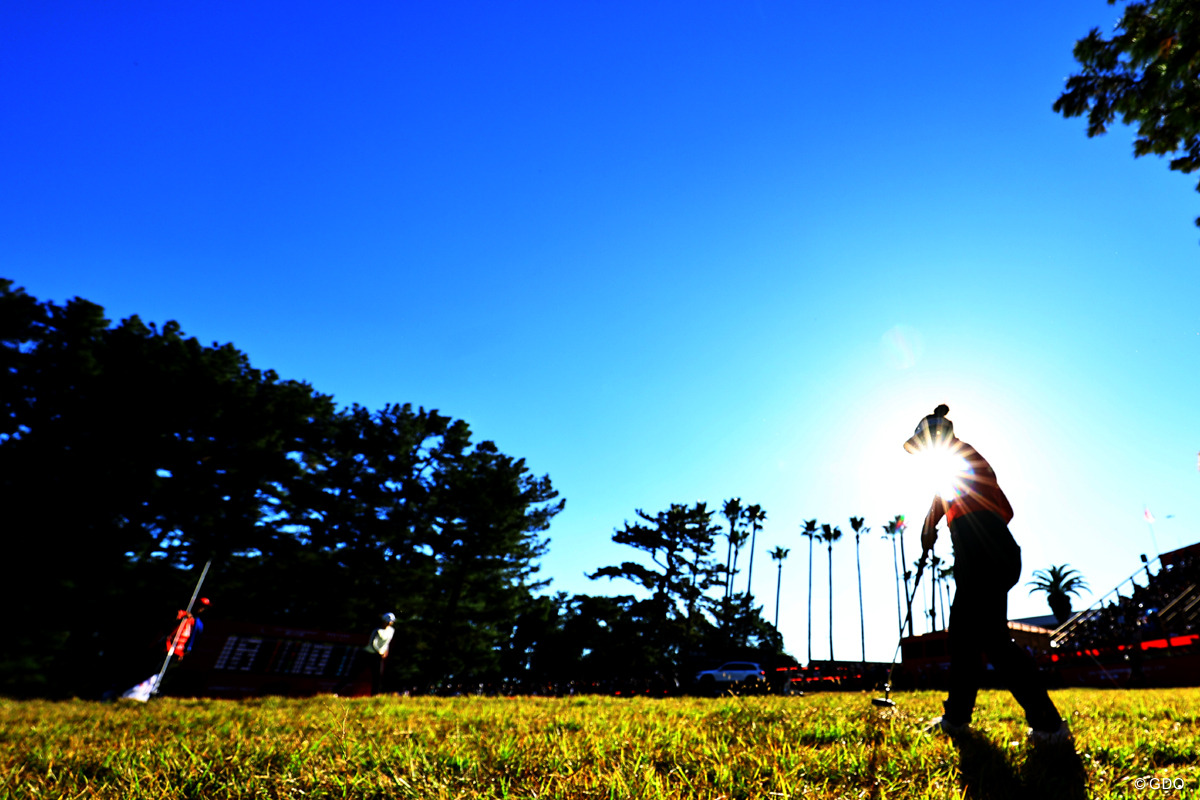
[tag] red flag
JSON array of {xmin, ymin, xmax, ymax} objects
[{"xmin": 1144, "ymin": 507, "xmax": 1156, "ymax": 524}]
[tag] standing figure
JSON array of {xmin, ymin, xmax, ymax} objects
[
  {"xmin": 363, "ymin": 612, "xmax": 396, "ymax": 695},
  {"xmin": 120, "ymin": 597, "xmax": 210, "ymax": 701},
  {"xmin": 165, "ymin": 597, "xmax": 210, "ymax": 660},
  {"xmin": 904, "ymin": 404, "xmax": 1070, "ymax": 744}
]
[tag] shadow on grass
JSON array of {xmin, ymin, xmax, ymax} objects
[{"xmin": 954, "ymin": 732, "xmax": 1088, "ymax": 800}]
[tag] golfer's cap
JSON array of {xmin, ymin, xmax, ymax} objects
[
  {"xmin": 382, "ymin": 612, "xmax": 396, "ymax": 623},
  {"xmin": 197, "ymin": 597, "xmax": 211, "ymax": 606},
  {"xmin": 903, "ymin": 405, "xmax": 953, "ymax": 453}
]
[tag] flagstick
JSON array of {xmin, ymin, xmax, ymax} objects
[
  {"xmin": 150, "ymin": 558, "xmax": 212, "ymax": 697},
  {"xmin": 1144, "ymin": 516, "xmax": 1161, "ymax": 558}
]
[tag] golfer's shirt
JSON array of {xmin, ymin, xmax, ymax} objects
[{"xmin": 944, "ymin": 442, "xmax": 1014, "ymax": 526}]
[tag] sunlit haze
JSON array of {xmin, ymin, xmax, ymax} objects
[{"xmin": 4, "ymin": 1, "xmax": 1198, "ymax": 663}]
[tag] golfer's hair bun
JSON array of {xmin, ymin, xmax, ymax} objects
[{"xmin": 933, "ymin": 404, "xmax": 950, "ymax": 418}]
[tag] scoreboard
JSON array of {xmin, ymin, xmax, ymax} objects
[{"xmin": 169, "ymin": 619, "xmax": 374, "ymax": 698}]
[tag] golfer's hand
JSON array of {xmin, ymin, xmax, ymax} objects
[{"xmin": 921, "ymin": 526, "xmax": 937, "ymax": 553}]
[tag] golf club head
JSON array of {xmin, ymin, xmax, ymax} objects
[{"xmin": 872, "ymin": 697, "xmax": 896, "ymax": 708}]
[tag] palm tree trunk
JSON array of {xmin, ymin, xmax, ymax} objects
[
  {"xmin": 774, "ymin": 562, "xmax": 782, "ymax": 627},
  {"xmin": 807, "ymin": 534, "xmax": 813, "ymax": 665},
  {"xmin": 891, "ymin": 534, "xmax": 903, "ymax": 636},
  {"xmin": 746, "ymin": 521, "xmax": 758, "ymax": 600},
  {"xmin": 929, "ymin": 573, "xmax": 937, "ymax": 632},
  {"xmin": 937, "ymin": 574, "xmax": 947, "ymax": 631},
  {"xmin": 856, "ymin": 531, "xmax": 865, "ymax": 663},
  {"xmin": 899, "ymin": 529, "xmax": 913, "ymax": 637},
  {"xmin": 730, "ymin": 544, "xmax": 740, "ymax": 599},
  {"xmin": 827, "ymin": 541, "xmax": 835, "ymax": 662},
  {"xmin": 725, "ymin": 528, "xmax": 735, "ymax": 599}
]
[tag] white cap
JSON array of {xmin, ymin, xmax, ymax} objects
[{"xmin": 382, "ymin": 612, "xmax": 396, "ymax": 623}]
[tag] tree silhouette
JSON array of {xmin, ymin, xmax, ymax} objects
[
  {"xmin": 0, "ymin": 280, "xmax": 565, "ymax": 696},
  {"xmin": 928, "ymin": 554, "xmax": 943, "ymax": 631},
  {"xmin": 721, "ymin": 498, "xmax": 744, "ymax": 600},
  {"xmin": 849, "ymin": 516, "xmax": 868, "ymax": 663},
  {"xmin": 896, "ymin": 515, "xmax": 915, "ymax": 636},
  {"xmin": 799, "ymin": 519, "xmax": 820, "ymax": 664},
  {"xmin": 939, "ymin": 561, "xmax": 955, "ymax": 613},
  {"xmin": 589, "ymin": 502, "xmax": 725, "ymax": 669},
  {"xmin": 936, "ymin": 559, "xmax": 954, "ymax": 629},
  {"xmin": 769, "ymin": 546, "xmax": 790, "ymax": 628},
  {"xmin": 881, "ymin": 517, "xmax": 905, "ymax": 637},
  {"xmin": 1028, "ymin": 565, "xmax": 1090, "ymax": 625},
  {"xmin": 743, "ymin": 504, "xmax": 766, "ymax": 601},
  {"xmin": 820, "ymin": 523, "xmax": 842, "ymax": 661},
  {"xmin": 1053, "ymin": 0, "xmax": 1200, "ymax": 229}
]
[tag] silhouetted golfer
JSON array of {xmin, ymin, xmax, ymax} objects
[{"xmin": 905, "ymin": 404, "xmax": 1070, "ymax": 744}]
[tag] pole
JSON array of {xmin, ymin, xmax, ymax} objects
[
  {"xmin": 1144, "ymin": 505, "xmax": 1161, "ymax": 556},
  {"xmin": 883, "ymin": 548, "xmax": 930, "ymax": 695},
  {"xmin": 806, "ymin": 532, "xmax": 813, "ymax": 665},
  {"xmin": 150, "ymin": 558, "xmax": 212, "ymax": 697},
  {"xmin": 856, "ymin": 531, "xmax": 865, "ymax": 664},
  {"xmin": 898, "ymin": 524, "xmax": 913, "ymax": 636},
  {"xmin": 903, "ymin": 551, "xmax": 927, "ymax": 641},
  {"xmin": 774, "ymin": 561, "xmax": 782, "ymax": 628}
]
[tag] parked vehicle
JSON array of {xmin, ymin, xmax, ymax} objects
[{"xmin": 694, "ymin": 661, "xmax": 766, "ymax": 692}]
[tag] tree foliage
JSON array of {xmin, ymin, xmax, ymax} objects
[
  {"xmin": 1053, "ymin": 0, "xmax": 1200, "ymax": 225},
  {"xmin": 588, "ymin": 502, "xmax": 784, "ymax": 682},
  {"xmin": 0, "ymin": 280, "xmax": 562, "ymax": 696},
  {"xmin": 1028, "ymin": 564, "xmax": 1091, "ymax": 625}
]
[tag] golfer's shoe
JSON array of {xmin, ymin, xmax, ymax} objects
[
  {"xmin": 1027, "ymin": 721, "xmax": 1072, "ymax": 746},
  {"xmin": 923, "ymin": 716, "xmax": 970, "ymax": 737}
]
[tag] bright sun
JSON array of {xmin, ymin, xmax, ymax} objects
[{"xmin": 912, "ymin": 443, "xmax": 970, "ymax": 501}]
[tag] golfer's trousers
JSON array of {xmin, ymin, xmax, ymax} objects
[{"xmin": 944, "ymin": 512, "xmax": 1062, "ymax": 731}]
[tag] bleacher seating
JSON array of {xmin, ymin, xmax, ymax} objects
[{"xmin": 1051, "ymin": 544, "xmax": 1199, "ymax": 653}]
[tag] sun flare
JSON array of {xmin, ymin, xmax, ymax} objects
[{"xmin": 913, "ymin": 443, "xmax": 970, "ymax": 500}]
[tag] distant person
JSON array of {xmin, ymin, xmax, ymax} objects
[
  {"xmin": 364, "ymin": 612, "xmax": 396, "ymax": 695},
  {"xmin": 904, "ymin": 405, "xmax": 1070, "ymax": 744},
  {"xmin": 165, "ymin": 597, "xmax": 210, "ymax": 660},
  {"xmin": 120, "ymin": 597, "xmax": 210, "ymax": 702}
]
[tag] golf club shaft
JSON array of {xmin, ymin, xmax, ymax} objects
[
  {"xmin": 883, "ymin": 548, "xmax": 930, "ymax": 692},
  {"xmin": 151, "ymin": 558, "xmax": 212, "ymax": 697}
]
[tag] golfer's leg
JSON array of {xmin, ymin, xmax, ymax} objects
[
  {"xmin": 944, "ymin": 588, "xmax": 986, "ymax": 724},
  {"xmin": 982, "ymin": 594, "xmax": 1062, "ymax": 731}
]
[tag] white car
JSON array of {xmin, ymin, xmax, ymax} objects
[{"xmin": 694, "ymin": 662, "xmax": 765, "ymax": 689}]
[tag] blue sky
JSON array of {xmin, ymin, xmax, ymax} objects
[{"xmin": 4, "ymin": 1, "xmax": 1198, "ymax": 663}]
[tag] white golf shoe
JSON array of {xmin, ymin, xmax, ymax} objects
[{"xmin": 1027, "ymin": 721, "xmax": 1073, "ymax": 746}]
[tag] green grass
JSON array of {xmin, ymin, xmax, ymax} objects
[{"xmin": 1, "ymin": 689, "xmax": 1197, "ymax": 799}]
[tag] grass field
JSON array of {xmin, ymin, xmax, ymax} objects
[{"xmin": 1, "ymin": 688, "xmax": 1197, "ymax": 799}]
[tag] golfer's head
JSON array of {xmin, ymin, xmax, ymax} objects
[
  {"xmin": 382, "ymin": 612, "xmax": 396, "ymax": 626},
  {"xmin": 903, "ymin": 404, "xmax": 954, "ymax": 453}
]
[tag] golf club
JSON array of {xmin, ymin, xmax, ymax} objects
[
  {"xmin": 872, "ymin": 548, "xmax": 930, "ymax": 708},
  {"xmin": 151, "ymin": 558, "xmax": 212, "ymax": 697}
]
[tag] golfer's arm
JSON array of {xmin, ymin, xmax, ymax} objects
[{"xmin": 922, "ymin": 498, "xmax": 944, "ymax": 543}]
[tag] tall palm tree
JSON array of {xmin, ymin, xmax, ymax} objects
[
  {"xmin": 849, "ymin": 516, "xmax": 869, "ymax": 663},
  {"xmin": 939, "ymin": 562, "xmax": 955, "ymax": 612},
  {"xmin": 721, "ymin": 498, "xmax": 744, "ymax": 599},
  {"xmin": 800, "ymin": 519, "xmax": 819, "ymax": 665},
  {"xmin": 769, "ymin": 546, "xmax": 790, "ymax": 628},
  {"xmin": 928, "ymin": 554, "xmax": 942, "ymax": 631},
  {"xmin": 910, "ymin": 557, "xmax": 928, "ymax": 633},
  {"xmin": 895, "ymin": 515, "xmax": 915, "ymax": 636},
  {"xmin": 820, "ymin": 523, "xmax": 842, "ymax": 661},
  {"xmin": 1027, "ymin": 565, "xmax": 1091, "ymax": 625},
  {"xmin": 936, "ymin": 560, "xmax": 954, "ymax": 629},
  {"xmin": 743, "ymin": 504, "xmax": 766, "ymax": 601},
  {"xmin": 881, "ymin": 517, "xmax": 904, "ymax": 636}
]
